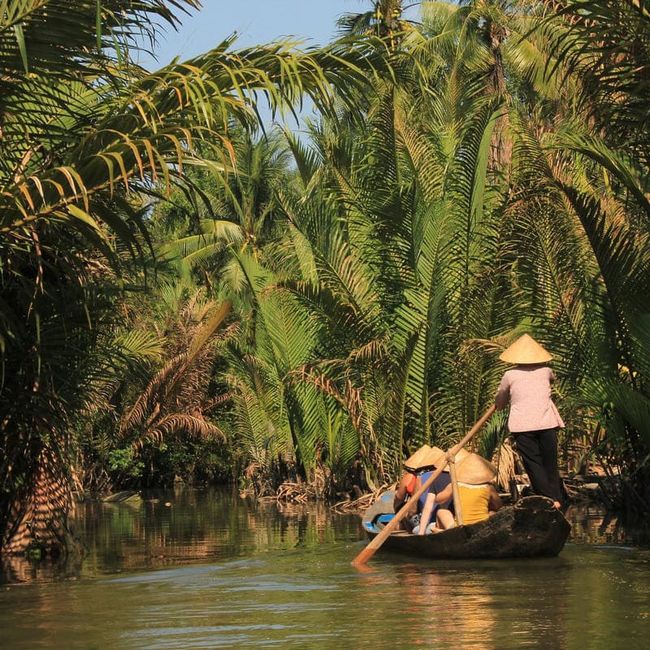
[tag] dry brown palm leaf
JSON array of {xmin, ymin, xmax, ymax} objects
[
  {"xmin": 134, "ymin": 413, "xmax": 224, "ymax": 450},
  {"xmin": 119, "ymin": 352, "xmax": 188, "ymax": 436},
  {"xmin": 492, "ymin": 438, "xmax": 517, "ymax": 491}
]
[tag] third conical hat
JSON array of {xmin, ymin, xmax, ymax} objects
[{"xmin": 499, "ymin": 334, "xmax": 552, "ymax": 364}]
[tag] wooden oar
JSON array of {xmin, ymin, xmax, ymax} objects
[
  {"xmin": 448, "ymin": 456, "xmax": 464, "ymax": 525},
  {"xmin": 351, "ymin": 405, "xmax": 496, "ymax": 567}
]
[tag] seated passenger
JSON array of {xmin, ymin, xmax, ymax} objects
[
  {"xmin": 436, "ymin": 453, "xmax": 502, "ymax": 530},
  {"xmin": 393, "ymin": 445, "xmax": 457, "ymax": 534}
]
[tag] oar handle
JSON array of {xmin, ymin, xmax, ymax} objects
[{"xmin": 351, "ymin": 405, "xmax": 496, "ymax": 567}]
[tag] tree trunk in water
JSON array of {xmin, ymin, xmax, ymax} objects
[{"xmin": 2, "ymin": 444, "xmax": 74, "ymax": 556}]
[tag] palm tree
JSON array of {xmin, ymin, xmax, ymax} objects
[
  {"xmin": 511, "ymin": 1, "xmax": 650, "ymax": 510},
  {"xmin": 537, "ymin": 0, "xmax": 650, "ymax": 163},
  {"xmin": 157, "ymin": 128, "xmax": 293, "ymax": 269},
  {"xmin": 419, "ymin": 0, "xmax": 650, "ymax": 509},
  {"xmin": 116, "ymin": 295, "xmax": 231, "ymax": 483},
  {"xmin": 0, "ymin": 0, "xmax": 377, "ymax": 555},
  {"xmin": 338, "ymin": 0, "xmax": 416, "ymax": 43},
  {"xmin": 11, "ymin": 0, "xmax": 643, "ymax": 521},
  {"xmin": 232, "ymin": 0, "xmax": 650, "ymax": 513},
  {"xmin": 203, "ymin": 3, "xmax": 518, "ymax": 491}
]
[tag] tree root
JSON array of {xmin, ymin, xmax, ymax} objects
[
  {"xmin": 331, "ymin": 483, "xmax": 393, "ymax": 514},
  {"xmin": 258, "ymin": 481, "xmax": 316, "ymax": 504}
]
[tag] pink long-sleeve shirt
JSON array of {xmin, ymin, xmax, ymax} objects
[{"xmin": 495, "ymin": 365, "xmax": 565, "ymax": 433}]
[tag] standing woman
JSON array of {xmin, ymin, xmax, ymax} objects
[{"xmin": 494, "ymin": 334, "xmax": 565, "ymax": 508}]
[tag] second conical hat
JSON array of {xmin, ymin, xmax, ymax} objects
[
  {"xmin": 455, "ymin": 452, "xmax": 496, "ymax": 484},
  {"xmin": 449, "ymin": 447, "xmax": 470, "ymax": 464},
  {"xmin": 499, "ymin": 334, "xmax": 552, "ymax": 364}
]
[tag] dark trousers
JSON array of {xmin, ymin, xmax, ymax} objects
[{"xmin": 514, "ymin": 428, "xmax": 563, "ymax": 502}]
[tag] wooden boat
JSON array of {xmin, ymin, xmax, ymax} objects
[{"xmin": 361, "ymin": 492, "xmax": 571, "ymax": 559}]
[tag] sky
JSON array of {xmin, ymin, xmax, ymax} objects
[
  {"xmin": 137, "ymin": 1, "xmax": 419, "ymax": 129},
  {"xmin": 141, "ymin": 1, "xmax": 419, "ymax": 67}
]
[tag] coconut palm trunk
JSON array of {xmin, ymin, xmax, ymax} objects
[{"xmin": 2, "ymin": 439, "xmax": 74, "ymax": 556}]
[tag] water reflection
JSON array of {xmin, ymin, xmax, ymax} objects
[
  {"xmin": 2, "ymin": 487, "xmax": 361, "ymax": 584},
  {"xmin": 1, "ymin": 488, "xmax": 649, "ymax": 649},
  {"xmin": 387, "ymin": 566, "xmax": 497, "ymax": 647},
  {"xmin": 1, "ymin": 489, "xmax": 648, "ymax": 586},
  {"xmin": 564, "ymin": 504, "xmax": 648, "ymax": 546}
]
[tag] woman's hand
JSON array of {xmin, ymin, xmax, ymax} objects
[
  {"xmin": 488, "ymin": 485, "xmax": 503, "ymax": 512},
  {"xmin": 436, "ymin": 483, "xmax": 452, "ymax": 504}
]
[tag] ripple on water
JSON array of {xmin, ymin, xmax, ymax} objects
[{"xmin": 1, "ymin": 489, "xmax": 649, "ymax": 649}]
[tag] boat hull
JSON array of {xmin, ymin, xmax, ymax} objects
[{"xmin": 362, "ymin": 494, "xmax": 571, "ymax": 559}]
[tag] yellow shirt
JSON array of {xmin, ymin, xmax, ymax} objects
[{"xmin": 458, "ymin": 483, "xmax": 491, "ymax": 525}]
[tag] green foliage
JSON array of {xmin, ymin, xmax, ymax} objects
[
  {"xmin": 107, "ymin": 448, "xmax": 144, "ymax": 480},
  {"xmin": 0, "ymin": 0, "xmax": 387, "ymax": 553},
  {"xmin": 3, "ymin": 0, "xmax": 650, "ymax": 552},
  {"xmin": 207, "ymin": 0, "xmax": 650, "ymax": 512}
]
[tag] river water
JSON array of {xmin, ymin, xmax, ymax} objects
[{"xmin": 1, "ymin": 488, "xmax": 648, "ymax": 649}]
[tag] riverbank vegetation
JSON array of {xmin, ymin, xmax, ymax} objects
[{"xmin": 1, "ymin": 0, "xmax": 648, "ymax": 556}]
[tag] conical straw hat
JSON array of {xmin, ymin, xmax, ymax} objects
[
  {"xmin": 449, "ymin": 447, "xmax": 470, "ymax": 464},
  {"xmin": 455, "ymin": 453, "xmax": 496, "ymax": 485},
  {"xmin": 427, "ymin": 445, "xmax": 447, "ymax": 470},
  {"xmin": 404, "ymin": 445, "xmax": 447, "ymax": 472},
  {"xmin": 404, "ymin": 445, "xmax": 432, "ymax": 471},
  {"xmin": 499, "ymin": 334, "xmax": 552, "ymax": 364}
]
